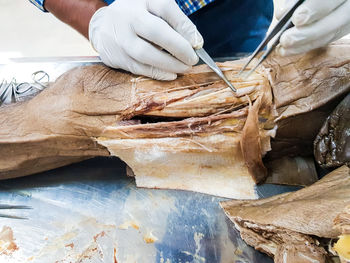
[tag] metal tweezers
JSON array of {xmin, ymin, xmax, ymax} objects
[
  {"xmin": 239, "ymin": 0, "xmax": 305, "ymax": 77},
  {"xmin": 195, "ymin": 48, "xmax": 237, "ymax": 92},
  {"xmin": 0, "ymin": 204, "xmax": 31, "ymax": 219}
]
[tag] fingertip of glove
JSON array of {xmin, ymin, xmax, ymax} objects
[
  {"xmin": 159, "ymin": 74, "xmax": 177, "ymax": 81},
  {"xmin": 277, "ymin": 45, "xmax": 304, "ymax": 57},
  {"xmin": 179, "ymin": 50, "xmax": 199, "ymax": 67},
  {"xmin": 164, "ymin": 74, "xmax": 177, "ymax": 81},
  {"xmin": 187, "ymin": 52, "xmax": 199, "ymax": 66},
  {"xmin": 293, "ymin": 7, "xmax": 310, "ymax": 26},
  {"xmin": 276, "ymin": 45, "xmax": 287, "ymax": 57},
  {"xmin": 192, "ymin": 30, "xmax": 204, "ymax": 50},
  {"xmin": 280, "ymin": 32, "xmax": 294, "ymax": 48},
  {"xmin": 153, "ymin": 71, "xmax": 177, "ymax": 81}
]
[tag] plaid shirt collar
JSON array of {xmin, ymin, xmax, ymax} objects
[{"xmin": 176, "ymin": 0, "xmax": 215, "ymax": 15}]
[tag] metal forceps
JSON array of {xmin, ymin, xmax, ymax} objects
[
  {"xmin": 0, "ymin": 204, "xmax": 32, "ymax": 219},
  {"xmin": 195, "ymin": 48, "xmax": 237, "ymax": 92},
  {"xmin": 239, "ymin": 0, "xmax": 305, "ymax": 77}
]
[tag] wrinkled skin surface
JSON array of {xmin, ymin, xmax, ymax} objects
[
  {"xmin": 0, "ymin": 59, "xmax": 274, "ymax": 184},
  {"xmin": 26, "ymin": 66, "xmax": 132, "ymax": 137},
  {"xmin": 0, "ymin": 66, "xmax": 133, "ymax": 178},
  {"xmin": 1, "ymin": 40, "xmax": 350, "ymax": 182},
  {"xmin": 221, "ymin": 166, "xmax": 350, "ymax": 263}
]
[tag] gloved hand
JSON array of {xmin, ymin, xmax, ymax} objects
[
  {"xmin": 89, "ymin": 0, "xmax": 203, "ymax": 80},
  {"xmin": 271, "ymin": 0, "xmax": 350, "ymax": 56}
]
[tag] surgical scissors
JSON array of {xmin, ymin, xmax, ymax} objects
[
  {"xmin": 239, "ymin": 0, "xmax": 305, "ymax": 77},
  {"xmin": 0, "ymin": 70, "xmax": 49, "ymax": 106}
]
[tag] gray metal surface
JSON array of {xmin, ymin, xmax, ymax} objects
[{"xmin": 0, "ymin": 57, "xmax": 297, "ymax": 262}]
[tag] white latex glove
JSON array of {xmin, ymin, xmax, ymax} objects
[
  {"xmin": 89, "ymin": 0, "xmax": 204, "ymax": 80},
  {"xmin": 271, "ymin": 0, "xmax": 350, "ymax": 56}
]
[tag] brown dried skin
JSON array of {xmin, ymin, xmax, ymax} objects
[
  {"xmin": 238, "ymin": 222, "xmax": 327, "ymax": 263},
  {"xmin": 0, "ymin": 41, "xmax": 349, "ymax": 195},
  {"xmin": 314, "ymin": 93, "xmax": 350, "ymax": 168},
  {"xmin": 0, "ymin": 60, "xmax": 273, "ymax": 187},
  {"xmin": 221, "ymin": 166, "xmax": 350, "ymax": 263},
  {"xmin": 334, "ymin": 205, "xmax": 350, "ymax": 235},
  {"xmin": 0, "ymin": 66, "xmax": 127, "ymax": 179},
  {"xmin": 262, "ymin": 41, "xmax": 350, "ymax": 121},
  {"xmin": 261, "ymin": 41, "xmax": 350, "ymax": 160},
  {"xmin": 240, "ymin": 96, "xmax": 268, "ymax": 184}
]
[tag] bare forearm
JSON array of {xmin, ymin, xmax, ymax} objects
[{"xmin": 44, "ymin": 0, "xmax": 107, "ymax": 38}]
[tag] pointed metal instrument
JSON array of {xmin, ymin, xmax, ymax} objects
[
  {"xmin": 238, "ymin": 0, "xmax": 305, "ymax": 77},
  {"xmin": 0, "ymin": 204, "xmax": 32, "ymax": 219},
  {"xmin": 195, "ymin": 48, "xmax": 236, "ymax": 92}
]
